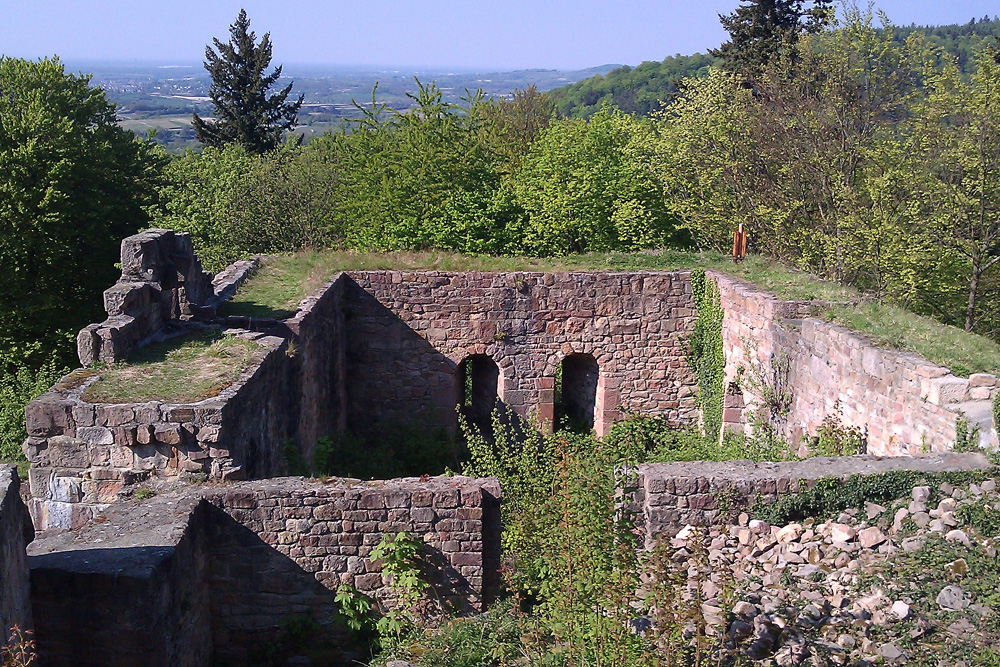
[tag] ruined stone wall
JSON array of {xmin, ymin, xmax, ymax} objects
[
  {"xmin": 77, "ymin": 230, "xmax": 214, "ymax": 365},
  {"xmin": 630, "ymin": 452, "xmax": 991, "ymax": 545},
  {"xmin": 711, "ymin": 272, "xmax": 997, "ymax": 455},
  {"xmin": 206, "ymin": 475, "xmax": 500, "ymax": 665},
  {"xmin": 30, "ymin": 496, "xmax": 213, "ymax": 667},
  {"xmin": 24, "ymin": 332, "xmax": 295, "ymax": 531},
  {"xmin": 26, "ymin": 475, "xmax": 499, "ymax": 667},
  {"xmin": 341, "ymin": 271, "xmax": 699, "ymax": 438},
  {"xmin": 1, "ymin": 466, "xmax": 33, "ymax": 643},
  {"xmin": 285, "ymin": 273, "xmax": 348, "ymax": 461}
]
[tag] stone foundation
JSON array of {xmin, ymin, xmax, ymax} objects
[{"xmin": 630, "ymin": 452, "xmax": 992, "ymax": 544}]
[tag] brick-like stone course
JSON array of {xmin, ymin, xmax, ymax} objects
[
  {"xmin": 711, "ymin": 272, "xmax": 998, "ymax": 454},
  {"xmin": 0, "ymin": 466, "xmax": 33, "ymax": 643},
  {"xmin": 342, "ymin": 271, "xmax": 698, "ymax": 438},
  {"xmin": 26, "ymin": 475, "xmax": 499, "ymax": 667},
  {"xmin": 629, "ymin": 452, "xmax": 991, "ymax": 545},
  {"xmin": 77, "ymin": 230, "xmax": 214, "ymax": 365},
  {"xmin": 24, "ymin": 331, "xmax": 294, "ymax": 530}
]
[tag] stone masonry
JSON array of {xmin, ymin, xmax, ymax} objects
[
  {"xmin": 25, "ymin": 231, "xmax": 1000, "ymax": 529},
  {"xmin": 77, "ymin": 230, "xmax": 215, "ymax": 365},
  {"xmin": 630, "ymin": 452, "xmax": 992, "ymax": 545},
  {"xmin": 712, "ymin": 272, "xmax": 1000, "ymax": 455},
  {"xmin": 25, "ymin": 475, "xmax": 500, "ymax": 667},
  {"xmin": 342, "ymin": 271, "xmax": 698, "ymax": 439}
]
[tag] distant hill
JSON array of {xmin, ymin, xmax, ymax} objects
[
  {"xmin": 548, "ymin": 16, "xmax": 1000, "ymax": 119},
  {"xmin": 548, "ymin": 53, "xmax": 717, "ymax": 119}
]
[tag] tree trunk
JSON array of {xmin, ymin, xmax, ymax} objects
[{"xmin": 965, "ymin": 266, "xmax": 982, "ymax": 332}]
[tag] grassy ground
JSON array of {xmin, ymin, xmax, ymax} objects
[
  {"xmin": 219, "ymin": 248, "xmax": 1000, "ymax": 377},
  {"xmin": 82, "ymin": 329, "xmax": 263, "ymax": 404},
  {"xmin": 823, "ymin": 302, "xmax": 1000, "ymax": 377}
]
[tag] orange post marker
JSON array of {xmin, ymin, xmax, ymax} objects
[{"xmin": 733, "ymin": 223, "xmax": 747, "ymax": 263}]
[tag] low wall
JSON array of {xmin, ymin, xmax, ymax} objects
[
  {"xmin": 630, "ymin": 452, "xmax": 992, "ymax": 544},
  {"xmin": 1, "ymin": 466, "xmax": 33, "ymax": 644},
  {"xmin": 29, "ymin": 496, "xmax": 210, "ymax": 667},
  {"xmin": 712, "ymin": 272, "xmax": 998, "ymax": 454},
  {"xmin": 26, "ymin": 475, "xmax": 499, "ymax": 667},
  {"xmin": 77, "ymin": 230, "xmax": 214, "ymax": 365}
]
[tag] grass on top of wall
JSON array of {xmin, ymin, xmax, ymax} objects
[
  {"xmin": 217, "ymin": 248, "xmax": 853, "ymax": 319},
  {"xmin": 822, "ymin": 302, "xmax": 1000, "ymax": 377},
  {"xmin": 82, "ymin": 329, "xmax": 263, "ymax": 404},
  {"xmin": 216, "ymin": 248, "xmax": 1000, "ymax": 377}
]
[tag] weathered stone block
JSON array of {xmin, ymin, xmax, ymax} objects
[{"xmin": 924, "ymin": 376, "xmax": 970, "ymax": 405}]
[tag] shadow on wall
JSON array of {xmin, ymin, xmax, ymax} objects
[
  {"xmin": 556, "ymin": 353, "xmax": 599, "ymax": 433},
  {"xmin": 29, "ymin": 500, "xmax": 489, "ymax": 667}
]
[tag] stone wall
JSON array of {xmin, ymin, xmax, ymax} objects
[
  {"xmin": 77, "ymin": 230, "xmax": 214, "ymax": 365},
  {"xmin": 24, "ymin": 331, "xmax": 295, "ymax": 531},
  {"xmin": 26, "ymin": 475, "xmax": 499, "ymax": 667},
  {"xmin": 341, "ymin": 271, "xmax": 698, "ymax": 438},
  {"xmin": 29, "ymin": 495, "xmax": 210, "ymax": 667},
  {"xmin": 285, "ymin": 273, "xmax": 348, "ymax": 462},
  {"xmin": 630, "ymin": 452, "xmax": 991, "ymax": 545},
  {"xmin": 712, "ymin": 272, "xmax": 998, "ymax": 454},
  {"xmin": 0, "ymin": 466, "xmax": 33, "ymax": 644}
]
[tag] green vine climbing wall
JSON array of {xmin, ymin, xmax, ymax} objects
[{"xmin": 688, "ymin": 270, "xmax": 725, "ymax": 440}]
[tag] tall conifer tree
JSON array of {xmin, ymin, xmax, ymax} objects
[
  {"xmin": 711, "ymin": 0, "xmax": 833, "ymax": 74},
  {"xmin": 193, "ymin": 9, "xmax": 303, "ymax": 153}
]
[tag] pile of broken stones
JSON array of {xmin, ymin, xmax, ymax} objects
[{"xmin": 668, "ymin": 478, "xmax": 1000, "ymax": 666}]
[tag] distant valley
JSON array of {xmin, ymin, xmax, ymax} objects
[{"xmin": 68, "ymin": 60, "xmax": 621, "ymax": 150}]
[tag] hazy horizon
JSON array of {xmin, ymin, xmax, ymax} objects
[{"xmin": 3, "ymin": 1, "xmax": 999, "ymax": 72}]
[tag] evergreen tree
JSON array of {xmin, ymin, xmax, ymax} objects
[
  {"xmin": 711, "ymin": 0, "xmax": 833, "ymax": 74},
  {"xmin": 192, "ymin": 9, "xmax": 303, "ymax": 154}
]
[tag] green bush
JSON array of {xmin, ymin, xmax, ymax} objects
[{"xmin": 0, "ymin": 343, "xmax": 69, "ymax": 462}]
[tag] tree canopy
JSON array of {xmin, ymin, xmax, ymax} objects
[{"xmin": 192, "ymin": 9, "xmax": 303, "ymax": 154}]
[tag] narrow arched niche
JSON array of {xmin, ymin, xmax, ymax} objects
[
  {"xmin": 457, "ymin": 354, "xmax": 500, "ymax": 437},
  {"xmin": 555, "ymin": 353, "xmax": 600, "ymax": 432}
]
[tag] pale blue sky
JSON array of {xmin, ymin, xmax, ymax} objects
[{"xmin": 1, "ymin": 1, "xmax": 998, "ymax": 71}]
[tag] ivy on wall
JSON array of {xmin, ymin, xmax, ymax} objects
[{"xmin": 688, "ymin": 270, "xmax": 725, "ymax": 440}]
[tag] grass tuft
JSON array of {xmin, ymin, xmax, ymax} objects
[{"xmin": 82, "ymin": 329, "xmax": 263, "ymax": 404}]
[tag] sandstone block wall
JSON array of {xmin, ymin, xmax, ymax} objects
[
  {"xmin": 342, "ymin": 271, "xmax": 699, "ymax": 438},
  {"xmin": 29, "ymin": 496, "xmax": 211, "ymax": 667},
  {"xmin": 77, "ymin": 230, "xmax": 214, "ymax": 365},
  {"xmin": 0, "ymin": 466, "xmax": 33, "ymax": 644},
  {"xmin": 711, "ymin": 272, "xmax": 997, "ymax": 454},
  {"xmin": 630, "ymin": 452, "xmax": 992, "ymax": 545},
  {"xmin": 26, "ymin": 475, "xmax": 499, "ymax": 667},
  {"xmin": 206, "ymin": 475, "xmax": 500, "ymax": 665},
  {"xmin": 24, "ymin": 331, "xmax": 295, "ymax": 531},
  {"xmin": 285, "ymin": 273, "xmax": 349, "ymax": 461}
]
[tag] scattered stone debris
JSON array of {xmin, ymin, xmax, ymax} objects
[{"xmin": 657, "ymin": 478, "xmax": 1000, "ymax": 665}]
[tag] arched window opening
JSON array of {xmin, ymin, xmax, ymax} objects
[
  {"xmin": 457, "ymin": 355, "xmax": 500, "ymax": 437},
  {"xmin": 555, "ymin": 354, "xmax": 599, "ymax": 433}
]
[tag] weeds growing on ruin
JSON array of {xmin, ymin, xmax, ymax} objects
[{"xmin": 1, "ymin": 626, "xmax": 36, "ymax": 667}]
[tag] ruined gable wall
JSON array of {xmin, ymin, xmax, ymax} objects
[
  {"xmin": 341, "ymin": 270, "xmax": 699, "ymax": 438},
  {"xmin": 0, "ymin": 466, "xmax": 33, "ymax": 644}
]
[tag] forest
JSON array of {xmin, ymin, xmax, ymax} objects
[{"xmin": 4, "ymin": 5, "xmax": 1000, "ymax": 462}]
